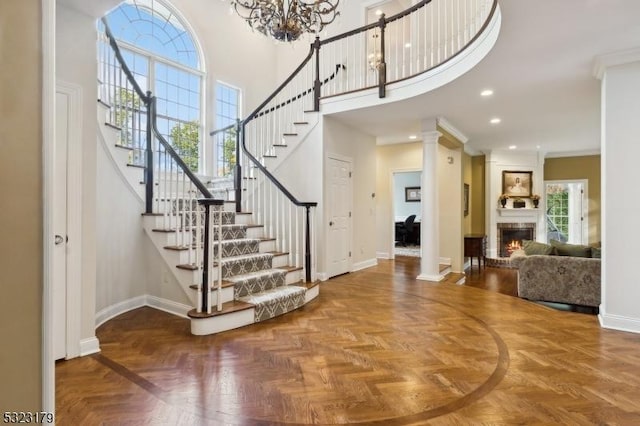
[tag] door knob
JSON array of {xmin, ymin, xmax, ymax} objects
[
  {"xmin": 55, "ymin": 235, "xmax": 65, "ymax": 245},
  {"xmin": 329, "ymin": 221, "xmax": 334, "ymax": 226}
]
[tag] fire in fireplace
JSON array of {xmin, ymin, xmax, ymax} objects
[{"xmin": 497, "ymin": 223, "xmax": 535, "ymax": 258}]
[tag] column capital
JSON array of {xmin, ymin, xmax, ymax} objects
[{"xmin": 421, "ymin": 130, "xmax": 442, "ymax": 145}]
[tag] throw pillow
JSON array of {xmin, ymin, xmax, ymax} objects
[
  {"xmin": 522, "ymin": 240, "xmax": 554, "ymax": 255},
  {"xmin": 591, "ymin": 247, "xmax": 601, "ymax": 259},
  {"xmin": 550, "ymin": 239, "xmax": 592, "ymax": 257}
]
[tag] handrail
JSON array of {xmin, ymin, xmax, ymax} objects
[
  {"xmin": 245, "ymin": 44, "xmax": 316, "ymax": 123},
  {"xmin": 148, "ymin": 98, "xmax": 215, "ymax": 198},
  {"xmin": 209, "ymin": 122, "xmax": 235, "ymax": 137},
  {"xmin": 254, "ymin": 64, "xmax": 345, "ymax": 119},
  {"xmin": 101, "ymin": 18, "xmax": 149, "ymax": 105},
  {"xmin": 101, "ymin": 18, "xmax": 215, "ymax": 200}
]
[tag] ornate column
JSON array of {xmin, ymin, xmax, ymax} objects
[{"xmin": 417, "ymin": 130, "xmax": 444, "ymax": 281}]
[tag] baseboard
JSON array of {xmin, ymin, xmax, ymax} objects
[
  {"xmin": 416, "ymin": 273, "xmax": 445, "ymax": 282},
  {"xmin": 352, "ymin": 258, "xmax": 377, "ymax": 272},
  {"xmin": 95, "ymin": 295, "xmax": 146, "ymax": 328},
  {"xmin": 145, "ymin": 295, "xmax": 191, "ymax": 319},
  {"xmin": 463, "ymin": 259, "xmax": 471, "ymax": 270},
  {"xmin": 376, "ymin": 251, "xmax": 391, "ymax": 259},
  {"xmin": 599, "ymin": 311, "xmax": 640, "ymax": 334},
  {"xmin": 439, "ymin": 257, "xmax": 451, "ymax": 265},
  {"xmin": 317, "ymin": 272, "xmax": 329, "ymax": 282},
  {"xmin": 455, "ymin": 275, "xmax": 466, "ymax": 285},
  {"xmin": 79, "ymin": 337, "xmax": 100, "ymax": 356}
]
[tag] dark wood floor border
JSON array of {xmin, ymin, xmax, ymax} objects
[{"xmin": 89, "ymin": 279, "xmax": 511, "ymax": 425}]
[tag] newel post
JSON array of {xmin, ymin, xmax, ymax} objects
[
  {"xmin": 145, "ymin": 92, "xmax": 154, "ymax": 213},
  {"xmin": 313, "ymin": 37, "xmax": 322, "ymax": 111},
  {"xmin": 378, "ymin": 15, "xmax": 387, "ymax": 99}
]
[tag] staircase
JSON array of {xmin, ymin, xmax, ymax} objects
[
  {"xmin": 96, "ymin": 0, "xmax": 499, "ymax": 335},
  {"xmin": 98, "ymin": 96, "xmax": 318, "ymax": 335}
]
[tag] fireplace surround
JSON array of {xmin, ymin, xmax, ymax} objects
[{"xmin": 497, "ymin": 222, "xmax": 536, "ymax": 258}]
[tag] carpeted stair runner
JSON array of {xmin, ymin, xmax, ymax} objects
[{"xmin": 171, "ymin": 201, "xmax": 306, "ymax": 323}]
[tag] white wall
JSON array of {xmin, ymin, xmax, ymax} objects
[
  {"xmin": 598, "ymin": 55, "xmax": 640, "ymax": 334},
  {"xmin": 56, "ymin": 4, "xmax": 98, "ymax": 344},
  {"xmin": 393, "ymin": 172, "xmax": 422, "ymax": 221},
  {"xmin": 323, "ymin": 116, "xmax": 378, "ymax": 273}
]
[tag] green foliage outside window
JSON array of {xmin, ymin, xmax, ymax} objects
[
  {"xmin": 170, "ymin": 120, "xmax": 200, "ymax": 172},
  {"xmin": 547, "ymin": 190, "xmax": 569, "ymax": 236},
  {"xmin": 220, "ymin": 127, "xmax": 237, "ymax": 176}
]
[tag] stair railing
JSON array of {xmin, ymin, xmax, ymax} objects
[
  {"xmin": 99, "ymin": 19, "xmax": 224, "ymax": 314},
  {"xmin": 229, "ymin": 0, "xmax": 496, "ymax": 283}
]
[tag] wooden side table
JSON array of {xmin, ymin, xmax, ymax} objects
[{"xmin": 464, "ymin": 234, "xmax": 486, "ymax": 270}]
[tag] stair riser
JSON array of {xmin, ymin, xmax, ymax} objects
[
  {"xmin": 150, "ymin": 212, "xmax": 236, "ymax": 229},
  {"xmin": 233, "ymin": 271, "xmax": 286, "ymax": 298},
  {"xmin": 221, "ymin": 255, "xmax": 272, "ymax": 279},
  {"xmin": 284, "ymin": 269, "xmax": 302, "ymax": 285},
  {"xmin": 272, "ymin": 254, "xmax": 289, "ymax": 268}
]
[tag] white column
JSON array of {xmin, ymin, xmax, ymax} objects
[
  {"xmin": 417, "ymin": 130, "xmax": 444, "ymax": 281},
  {"xmin": 595, "ymin": 49, "xmax": 640, "ymax": 334}
]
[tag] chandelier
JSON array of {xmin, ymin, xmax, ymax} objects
[{"xmin": 231, "ymin": 0, "xmax": 340, "ymax": 42}]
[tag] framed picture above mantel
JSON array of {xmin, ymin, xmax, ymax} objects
[{"xmin": 502, "ymin": 170, "xmax": 532, "ymax": 198}]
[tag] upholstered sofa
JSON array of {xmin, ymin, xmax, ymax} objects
[{"xmin": 510, "ymin": 249, "xmax": 601, "ymax": 308}]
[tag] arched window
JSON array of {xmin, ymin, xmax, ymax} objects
[{"xmin": 104, "ymin": 0, "xmax": 204, "ymax": 171}]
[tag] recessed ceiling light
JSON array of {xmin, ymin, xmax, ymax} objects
[
  {"xmin": 490, "ymin": 118, "xmax": 501, "ymax": 124},
  {"xmin": 481, "ymin": 89, "xmax": 494, "ymax": 97},
  {"xmin": 375, "ymin": 9, "xmax": 383, "ymax": 16},
  {"xmin": 536, "ymin": 145, "xmax": 541, "ymax": 149},
  {"xmin": 409, "ymin": 135, "xmax": 417, "ymax": 140},
  {"xmin": 509, "ymin": 145, "xmax": 517, "ymax": 150},
  {"xmin": 405, "ymin": 43, "xmax": 412, "ymax": 48}
]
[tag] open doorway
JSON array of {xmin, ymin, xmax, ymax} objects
[
  {"xmin": 544, "ymin": 180, "xmax": 588, "ymax": 245},
  {"xmin": 393, "ymin": 171, "xmax": 421, "ymax": 257}
]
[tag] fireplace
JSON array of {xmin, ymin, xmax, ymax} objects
[{"xmin": 497, "ymin": 223, "xmax": 535, "ymax": 257}]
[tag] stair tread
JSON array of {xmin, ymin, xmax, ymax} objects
[
  {"xmin": 187, "ymin": 301, "xmax": 254, "ymax": 318},
  {"xmin": 215, "ymin": 252, "xmax": 273, "ymax": 264},
  {"xmin": 276, "ymin": 265, "xmax": 303, "ymax": 273},
  {"xmin": 97, "ymin": 98, "xmax": 111, "ymax": 109},
  {"xmin": 114, "ymin": 144, "xmax": 134, "ymax": 151},
  {"xmin": 237, "ymin": 284, "xmax": 306, "ymax": 305},
  {"xmin": 267, "ymin": 251, "xmax": 289, "ymax": 257},
  {"xmin": 176, "ymin": 263, "xmax": 198, "ymax": 271},
  {"xmin": 189, "ymin": 281, "xmax": 235, "ymax": 291},
  {"xmin": 127, "ymin": 163, "xmax": 145, "ymax": 169},
  {"xmin": 272, "ymin": 144, "xmax": 288, "ymax": 147},
  {"xmin": 282, "ymin": 133, "xmax": 298, "ymax": 136},
  {"xmin": 153, "ymin": 223, "xmax": 248, "ymax": 233},
  {"xmin": 104, "ymin": 122, "xmax": 121, "ymax": 131},
  {"xmin": 293, "ymin": 121, "xmax": 309, "ymax": 125},
  {"xmin": 226, "ymin": 268, "xmax": 287, "ymax": 283}
]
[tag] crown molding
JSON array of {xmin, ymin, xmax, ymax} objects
[
  {"xmin": 593, "ymin": 48, "xmax": 640, "ymax": 80},
  {"xmin": 437, "ymin": 116, "xmax": 469, "ymax": 144}
]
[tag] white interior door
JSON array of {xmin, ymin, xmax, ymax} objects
[
  {"xmin": 53, "ymin": 91, "xmax": 69, "ymax": 360},
  {"xmin": 327, "ymin": 156, "xmax": 352, "ymax": 278}
]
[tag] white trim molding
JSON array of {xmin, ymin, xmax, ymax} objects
[
  {"xmin": 95, "ymin": 295, "xmax": 192, "ymax": 330},
  {"xmin": 437, "ymin": 117, "xmax": 469, "ymax": 144},
  {"xmin": 352, "ymin": 258, "xmax": 378, "ymax": 272},
  {"xmin": 417, "ymin": 273, "xmax": 445, "ymax": 282},
  {"xmin": 42, "ymin": 0, "xmax": 56, "ymax": 414},
  {"xmin": 79, "ymin": 338, "xmax": 101, "ymax": 357},
  {"xmin": 599, "ymin": 312, "xmax": 640, "ymax": 334},
  {"xmin": 593, "ymin": 47, "xmax": 640, "ymax": 80}
]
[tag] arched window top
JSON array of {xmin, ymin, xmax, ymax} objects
[{"xmin": 105, "ymin": 0, "xmax": 200, "ymax": 70}]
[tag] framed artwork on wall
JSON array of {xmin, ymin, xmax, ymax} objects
[
  {"xmin": 502, "ymin": 171, "xmax": 532, "ymax": 197},
  {"xmin": 405, "ymin": 186, "xmax": 421, "ymax": 202}
]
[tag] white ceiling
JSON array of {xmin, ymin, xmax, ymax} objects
[{"xmin": 330, "ymin": 0, "xmax": 640, "ymax": 156}]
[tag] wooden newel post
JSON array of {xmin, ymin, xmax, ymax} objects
[
  {"xmin": 145, "ymin": 92, "xmax": 154, "ymax": 213},
  {"xmin": 378, "ymin": 15, "xmax": 387, "ymax": 99},
  {"xmin": 313, "ymin": 37, "xmax": 322, "ymax": 112}
]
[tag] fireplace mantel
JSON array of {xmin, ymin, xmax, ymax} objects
[{"xmin": 496, "ymin": 208, "xmax": 541, "ymax": 218}]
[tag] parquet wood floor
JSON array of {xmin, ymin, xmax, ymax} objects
[{"xmin": 56, "ymin": 257, "xmax": 640, "ymax": 425}]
